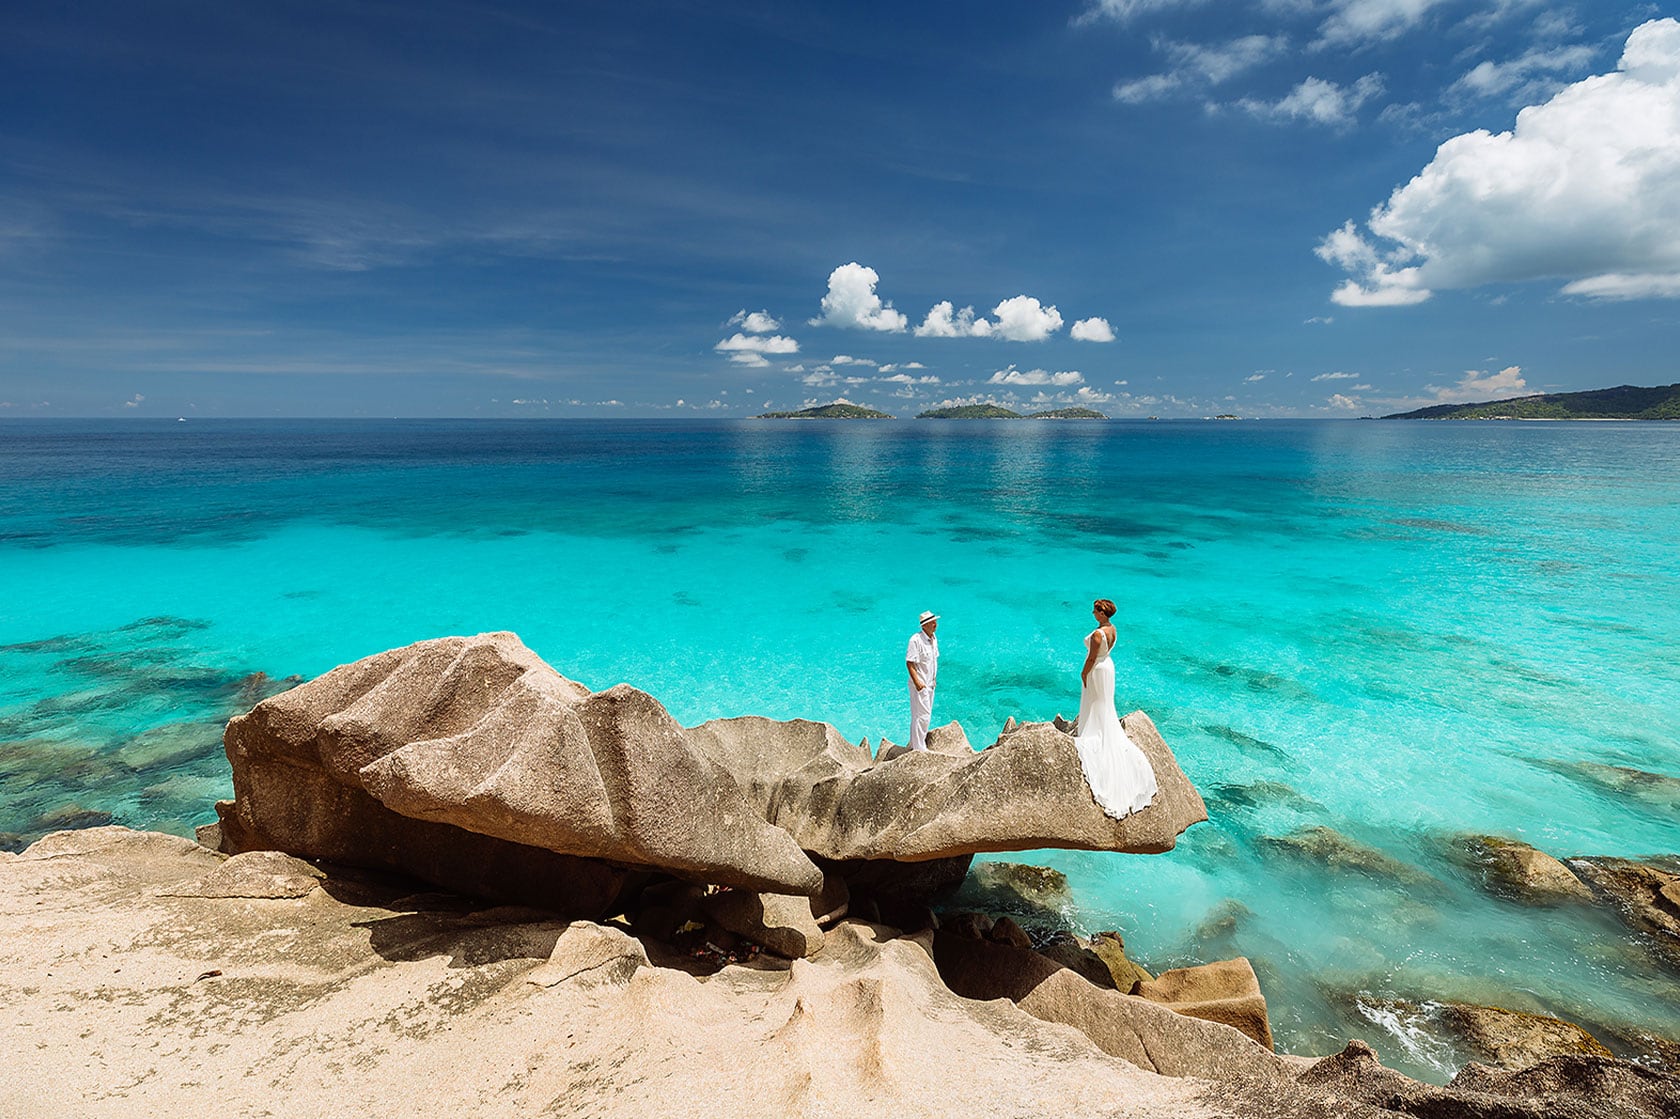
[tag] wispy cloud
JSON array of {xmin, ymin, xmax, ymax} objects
[
  {"xmin": 1114, "ymin": 35, "xmax": 1287, "ymax": 104},
  {"xmin": 1237, "ymin": 73, "xmax": 1385, "ymax": 126},
  {"xmin": 1314, "ymin": 0, "xmax": 1455, "ymax": 48},
  {"xmin": 1449, "ymin": 42, "xmax": 1597, "ymax": 104}
]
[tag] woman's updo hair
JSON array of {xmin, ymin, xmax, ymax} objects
[{"xmin": 1093, "ymin": 598, "xmax": 1117, "ymax": 619}]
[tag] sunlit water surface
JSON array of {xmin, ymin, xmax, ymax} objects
[{"xmin": 2, "ymin": 418, "xmax": 1677, "ymax": 1079}]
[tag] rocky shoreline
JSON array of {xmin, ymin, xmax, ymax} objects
[{"xmin": 3, "ymin": 632, "xmax": 1677, "ymax": 1117}]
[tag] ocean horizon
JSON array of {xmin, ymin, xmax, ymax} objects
[{"xmin": 3, "ymin": 416, "xmax": 1677, "ymax": 1080}]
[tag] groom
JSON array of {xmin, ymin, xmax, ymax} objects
[{"xmin": 905, "ymin": 610, "xmax": 939, "ymax": 751}]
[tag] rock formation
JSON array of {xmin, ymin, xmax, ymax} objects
[
  {"xmin": 1567, "ymin": 856, "xmax": 1680, "ymax": 969},
  {"xmin": 1456, "ymin": 834, "xmax": 1595, "ymax": 904},
  {"xmin": 7, "ymin": 827, "xmax": 1679, "ymax": 1118},
  {"xmin": 1134, "ymin": 958, "xmax": 1275, "ymax": 1050},
  {"xmin": 216, "ymin": 632, "xmax": 1206, "ymax": 918}
]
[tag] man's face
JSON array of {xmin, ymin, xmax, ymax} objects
[{"xmin": 923, "ymin": 619, "xmax": 938, "ymax": 636}]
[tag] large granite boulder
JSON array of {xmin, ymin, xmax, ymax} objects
[
  {"xmin": 687, "ymin": 712, "xmax": 1206, "ymax": 860},
  {"xmin": 220, "ymin": 633, "xmax": 1205, "ymax": 913},
  {"xmin": 221, "ymin": 633, "xmax": 825, "ymax": 902}
]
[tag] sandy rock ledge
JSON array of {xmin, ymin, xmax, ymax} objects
[{"xmin": 4, "ymin": 827, "xmax": 1675, "ymax": 1119}]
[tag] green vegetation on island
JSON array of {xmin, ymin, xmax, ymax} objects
[
  {"xmin": 1027, "ymin": 407, "xmax": 1107, "ymax": 420},
  {"xmin": 916, "ymin": 404, "xmax": 1023, "ymax": 419},
  {"xmin": 916, "ymin": 404, "xmax": 1110, "ymax": 420},
  {"xmin": 1384, "ymin": 383, "xmax": 1680, "ymax": 420},
  {"xmin": 755, "ymin": 403, "xmax": 895, "ymax": 419}
]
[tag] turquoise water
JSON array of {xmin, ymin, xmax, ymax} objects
[{"xmin": 3, "ymin": 418, "xmax": 1678, "ymax": 1076}]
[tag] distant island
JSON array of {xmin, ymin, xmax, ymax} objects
[
  {"xmin": 918, "ymin": 404, "xmax": 1022, "ymax": 419},
  {"xmin": 755, "ymin": 403, "xmax": 894, "ymax": 420},
  {"xmin": 1028, "ymin": 407, "xmax": 1107, "ymax": 420},
  {"xmin": 1384, "ymin": 382, "xmax": 1680, "ymax": 420},
  {"xmin": 916, "ymin": 405, "xmax": 1108, "ymax": 419}
]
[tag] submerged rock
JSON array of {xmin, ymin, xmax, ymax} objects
[
  {"xmin": 1567, "ymin": 856, "xmax": 1680, "ymax": 968},
  {"xmin": 1455, "ymin": 834, "xmax": 1593, "ymax": 905},
  {"xmin": 26, "ymin": 803, "xmax": 115, "ymax": 833},
  {"xmin": 1258, "ymin": 825, "xmax": 1439, "ymax": 888},
  {"xmin": 1436, "ymin": 1002, "xmax": 1614, "ymax": 1069},
  {"xmin": 940, "ymin": 860, "xmax": 1075, "ymax": 931},
  {"xmin": 1534, "ymin": 759, "xmax": 1680, "ymax": 815}
]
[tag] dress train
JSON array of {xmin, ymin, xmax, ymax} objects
[{"xmin": 1073, "ymin": 631, "xmax": 1158, "ymax": 819}]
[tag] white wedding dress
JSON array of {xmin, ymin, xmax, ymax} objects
[{"xmin": 1074, "ymin": 628, "xmax": 1158, "ymax": 819}]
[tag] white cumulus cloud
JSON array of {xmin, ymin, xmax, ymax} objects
[
  {"xmin": 915, "ymin": 295, "xmax": 1063, "ymax": 340},
  {"xmin": 914, "ymin": 300, "xmax": 994, "ymax": 338},
  {"xmin": 1245, "ymin": 373, "xmax": 1266, "ymax": 382},
  {"xmin": 811, "ymin": 262, "xmax": 908, "ymax": 332},
  {"xmin": 1070, "ymin": 316, "xmax": 1116, "ymax": 342},
  {"xmin": 989, "ymin": 365, "xmax": 1084, "ymax": 387},
  {"xmin": 727, "ymin": 309, "xmax": 781, "ymax": 333},
  {"xmin": 991, "ymin": 296, "xmax": 1064, "ymax": 341},
  {"xmin": 1319, "ymin": 19, "xmax": 1680, "ymax": 306},
  {"xmin": 716, "ymin": 333, "xmax": 799, "ymax": 355}
]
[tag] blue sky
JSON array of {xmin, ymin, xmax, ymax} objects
[{"xmin": 2, "ymin": 0, "xmax": 1676, "ymax": 417}]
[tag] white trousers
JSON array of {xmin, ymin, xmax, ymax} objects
[{"xmin": 909, "ymin": 684, "xmax": 934, "ymax": 751}]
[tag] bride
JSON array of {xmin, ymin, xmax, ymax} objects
[{"xmin": 1074, "ymin": 598, "xmax": 1158, "ymax": 819}]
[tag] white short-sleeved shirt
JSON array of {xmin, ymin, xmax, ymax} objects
[{"xmin": 906, "ymin": 630, "xmax": 938, "ymax": 689}]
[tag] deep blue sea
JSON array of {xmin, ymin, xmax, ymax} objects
[{"xmin": 2, "ymin": 417, "xmax": 1677, "ymax": 1077}]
